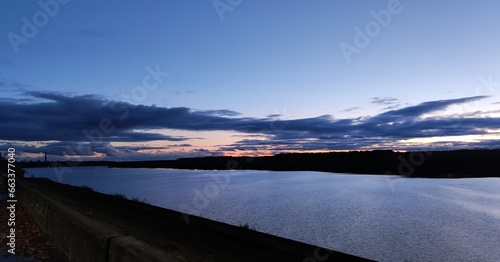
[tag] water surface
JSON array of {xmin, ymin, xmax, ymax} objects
[{"xmin": 26, "ymin": 167, "xmax": 500, "ymax": 261}]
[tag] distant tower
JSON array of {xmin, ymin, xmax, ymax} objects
[{"xmin": 44, "ymin": 152, "xmax": 47, "ymax": 163}]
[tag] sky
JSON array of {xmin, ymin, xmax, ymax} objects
[{"xmin": 1, "ymin": 0, "xmax": 500, "ymax": 161}]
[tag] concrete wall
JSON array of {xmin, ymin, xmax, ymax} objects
[
  {"xmin": 17, "ymin": 178, "xmax": 370, "ymax": 262},
  {"xmin": 17, "ymin": 179, "xmax": 179, "ymax": 262}
]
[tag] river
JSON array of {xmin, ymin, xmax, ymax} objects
[{"xmin": 25, "ymin": 166, "xmax": 500, "ymax": 261}]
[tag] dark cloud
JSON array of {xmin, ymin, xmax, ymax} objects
[
  {"xmin": 0, "ymin": 91, "xmax": 190, "ymax": 142},
  {"xmin": 219, "ymin": 96, "xmax": 498, "ymax": 152},
  {"xmin": 371, "ymin": 96, "xmax": 403, "ymax": 110},
  {"xmin": 195, "ymin": 109, "xmax": 241, "ymax": 117},
  {"xmin": 172, "ymin": 89, "xmax": 194, "ymax": 95},
  {"xmin": 376, "ymin": 96, "xmax": 486, "ymax": 120},
  {"xmin": 1, "ymin": 91, "xmax": 498, "ymax": 160},
  {"xmin": 12, "ymin": 82, "xmax": 32, "ymax": 89},
  {"xmin": 338, "ymin": 107, "xmax": 360, "ymax": 113},
  {"xmin": 0, "ymin": 79, "xmax": 33, "ymax": 93},
  {"xmin": 113, "ymin": 144, "xmax": 190, "ymax": 151},
  {"xmin": 371, "ymin": 97, "xmax": 399, "ymax": 105},
  {"xmin": 0, "ymin": 141, "xmax": 196, "ymax": 161}
]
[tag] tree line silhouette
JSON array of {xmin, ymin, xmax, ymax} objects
[{"xmin": 19, "ymin": 149, "xmax": 500, "ymax": 178}]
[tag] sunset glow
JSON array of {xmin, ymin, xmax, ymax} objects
[{"xmin": 1, "ymin": 1, "xmax": 499, "ymax": 161}]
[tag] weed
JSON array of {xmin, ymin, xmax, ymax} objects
[
  {"xmin": 112, "ymin": 193, "xmax": 127, "ymax": 199},
  {"xmin": 131, "ymin": 197, "xmax": 149, "ymax": 204},
  {"xmin": 78, "ymin": 185, "xmax": 94, "ymax": 191},
  {"xmin": 239, "ymin": 222, "xmax": 255, "ymax": 230}
]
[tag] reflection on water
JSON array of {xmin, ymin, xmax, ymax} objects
[{"xmin": 26, "ymin": 167, "xmax": 500, "ymax": 262}]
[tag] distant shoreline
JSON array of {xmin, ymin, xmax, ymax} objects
[{"xmin": 19, "ymin": 149, "xmax": 500, "ymax": 178}]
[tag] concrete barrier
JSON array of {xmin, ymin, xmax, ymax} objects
[
  {"xmin": 17, "ymin": 178, "xmax": 371, "ymax": 261},
  {"xmin": 17, "ymin": 179, "xmax": 179, "ymax": 262}
]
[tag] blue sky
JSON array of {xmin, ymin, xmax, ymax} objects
[{"xmin": 1, "ymin": 0, "xmax": 500, "ymax": 160}]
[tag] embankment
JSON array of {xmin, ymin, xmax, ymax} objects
[
  {"xmin": 16, "ymin": 178, "xmax": 177, "ymax": 262},
  {"xmin": 16, "ymin": 178, "xmax": 371, "ymax": 262}
]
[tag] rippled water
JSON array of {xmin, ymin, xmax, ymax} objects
[{"xmin": 26, "ymin": 167, "xmax": 500, "ymax": 261}]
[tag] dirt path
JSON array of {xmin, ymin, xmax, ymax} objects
[{"xmin": 0, "ymin": 182, "xmax": 68, "ymax": 262}]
